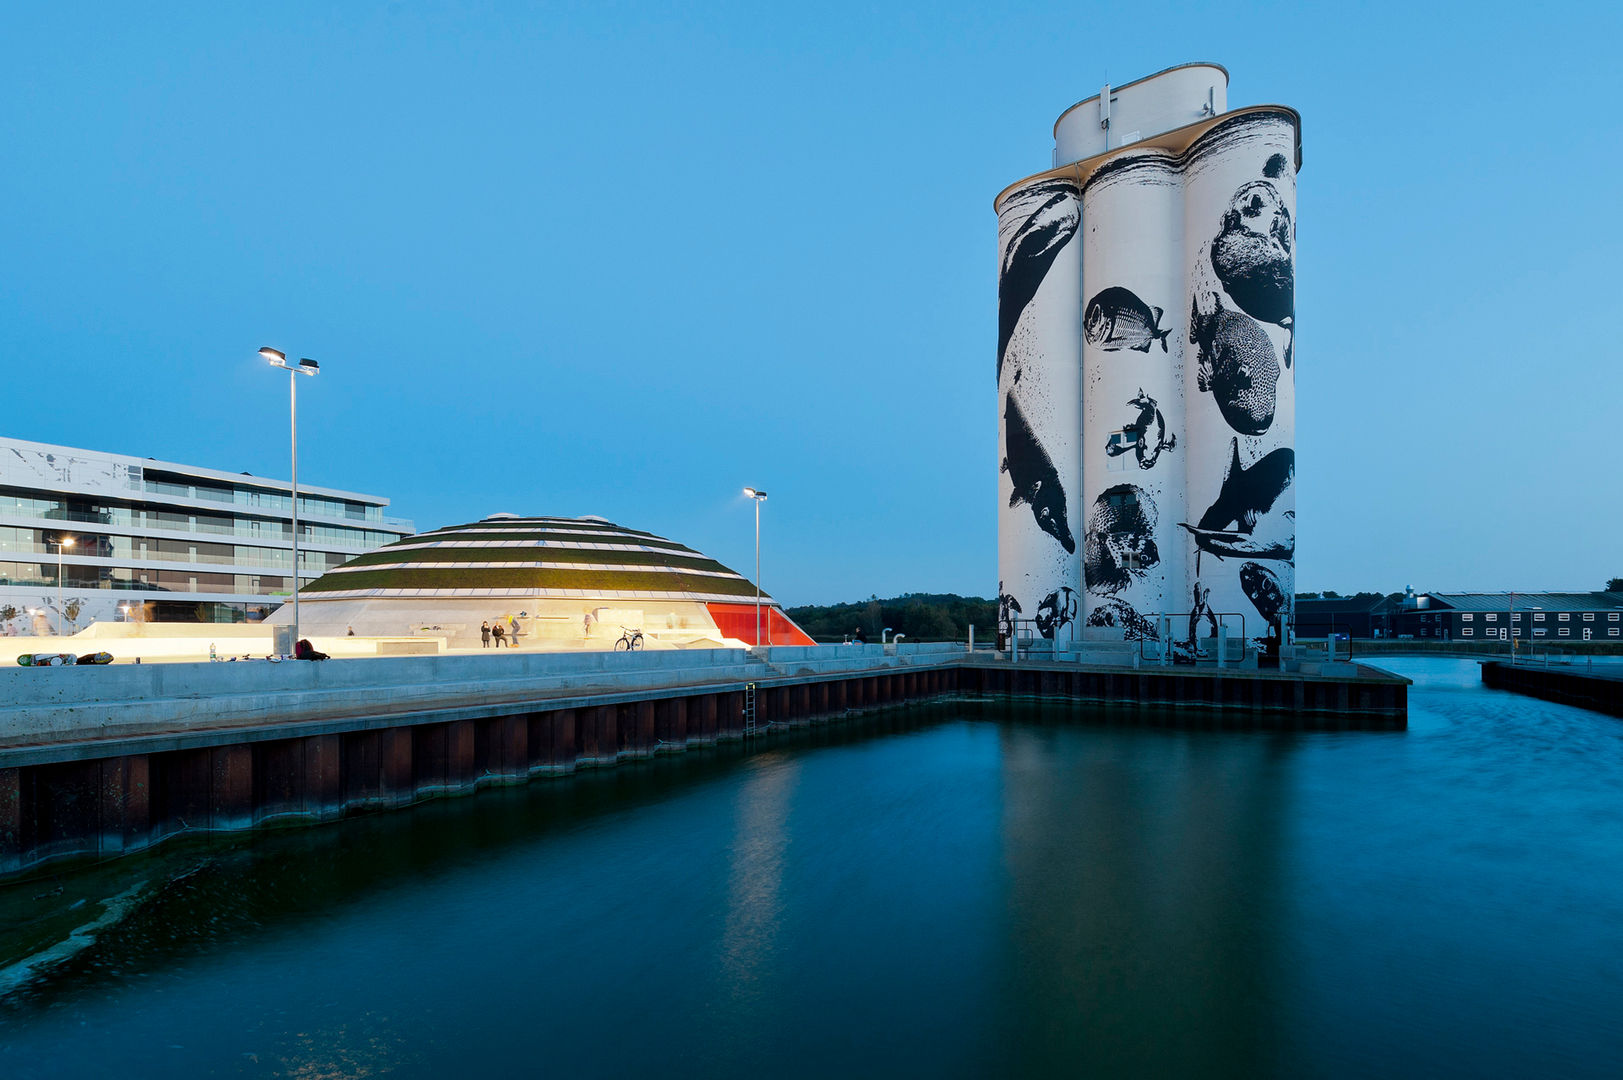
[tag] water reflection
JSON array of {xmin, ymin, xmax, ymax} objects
[
  {"xmin": 997, "ymin": 717, "xmax": 1291, "ymax": 1074},
  {"xmin": 1, "ymin": 665, "xmax": 1621, "ymax": 1078},
  {"xmin": 720, "ymin": 753, "xmax": 800, "ymax": 1001}
]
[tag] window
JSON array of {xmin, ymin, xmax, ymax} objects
[
  {"xmin": 1559, "ymin": 628, "xmax": 1570, "ymax": 636},
  {"xmin": 1611, "ymin": 628, "xmax": 1620, "ymax": 637},
  {"xmin": 1512, "ymin": 613, "xmax": 1522, "ymax": 621},
  {"xmin": 1559, "ymin": 613, "xmax": 1570, "ymax": 622},
  {"xmin": 1462, "ymin": 614, "xmax": 1473, "ymax": 621},
  {"xmin": 1535, "ymin": 613, "xmax": 1546, "ymax": 622},
  {"xmin": 1105, "ymin": 430, "xmax": 1139, "ymax": 473},
  {"xmin": 1612, "ymin": 613, "xmax": 1621, "ymax": 621},
  {"xmin": 1485, "ymin": 613, "xmax": 1497, "ymax": 621},
  {"xmin": 1534, "ymin": 628, "xmax": 1547, "ymax": 636},
  {"xmin": 1583, "ymin": 613, "xmax": 1594, "ymax": 621},
  {"xmin": 1461, "ymin": 627, "xmax": 1473, "ymax": 636}
]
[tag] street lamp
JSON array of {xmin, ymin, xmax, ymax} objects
[
  {"xmin": 743, "ymin": 488, "xmax": 768, "ymax": 647},
  {"xmin": 52, "ymin": 535, "xmax": 75, "ymax": 634},
  {"xmin": 260, "ymin": 347, "xmax": 320, "ymax": 654}
]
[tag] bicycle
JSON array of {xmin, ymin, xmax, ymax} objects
[{"xmin": 614, "ymin": 626, "xmax": 644, "ymax": 651}]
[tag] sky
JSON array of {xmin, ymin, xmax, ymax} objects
[{"xmin": 2, "ymin": 1, "xmax": 1619, "ymax": 606}]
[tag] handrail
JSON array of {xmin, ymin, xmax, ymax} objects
[{"xmin": 1134, "ymin": 611, "xmax": 1250, "ymax": 666}]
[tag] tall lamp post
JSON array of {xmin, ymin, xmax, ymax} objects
[
  {"xmin": 260, "ymin": 348, "xmax": 320, "ymax": 653},
  {"xmin": 53, "ymin": 535, "xmax": 75, "ymax": 634},
  {"xmin": 743, "ymin": 488, "xmax": 767, "ymax": 646}
]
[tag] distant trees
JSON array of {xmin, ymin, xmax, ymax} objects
[
  {"xmin": 1607, "ymin": 577, "xmax": 1623, "ymax": 593},
  {"xmin": 786, "ymin": 593, "xmax": 998, "ymax": 642}
]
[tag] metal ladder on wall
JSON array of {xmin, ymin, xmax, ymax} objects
[{"xmin": 743, "ymin": 682, "xmax": 758, "ymax": 737}]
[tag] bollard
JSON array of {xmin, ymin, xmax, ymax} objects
[
  {"xmin": 968, "ymin": 624, "xmax": 974, "ymax": 654},
  {"xmin": 1217, "ymin": 624, "xmax": 1228, "ymax": 668}
]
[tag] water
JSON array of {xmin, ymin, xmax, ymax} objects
[{"xmin": 3, "ymin": 657, "xmax": 1621, "ymax": 1077}]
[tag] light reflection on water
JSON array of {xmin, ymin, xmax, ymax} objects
[{"xmin": 1, "ymin": 658, "xmax": 1620, "ymax": 1078}]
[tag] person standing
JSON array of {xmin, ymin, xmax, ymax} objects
[
  {"xmin": 508, "ymin": 616, "xmax": 521, "ymax": 649},
  {"xmin": 481, "ymin": 620, "xmax": 492, "ymax": 648}
]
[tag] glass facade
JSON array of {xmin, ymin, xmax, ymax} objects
[{"xmin": 0, "ymin": 436, "xmax": 412, "ymax": 627}]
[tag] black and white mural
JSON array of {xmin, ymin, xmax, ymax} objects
[
  {"xmin": 1104, "ymin": 389, "xmax": 1177, "ymax": 470},
  {"xmin": 1079, "ymin": 149, "xmax": 1183, "ymax": 643},
  {"xmin": 1189, "ymin": 291, "xmax": 1281, "ymax": 437},
  {"xmin": 1083, "ymin": 287, "xmax": 1171, "ymax": 353},
  {"xmin": 996, "ymin": 178, "xmax": 1082, "ymax": 640},
  {"xmin": 1179, "ymin": 439, "xmax": 1295, "ymax": 567},
  {"xmin": 1000, "ymin": 85, "xmax": 1297, "ymax": 645},
  {"xmin": 1183, "ymin": 113, "xmax": 1297, "ymax": 641},
  {"xmin": 1083, "ymin": 484, "xmax": 1159, "ymax": 596}
]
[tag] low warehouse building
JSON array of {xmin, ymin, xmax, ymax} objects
[{"xmin": 274, "ymin": 514, "xmax": 813, "ymax": 649}]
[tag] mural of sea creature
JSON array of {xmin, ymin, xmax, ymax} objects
[
  {"xmin": 1083, "ymin": 484, "xmax": 1159, "ymax": 596},
  {"xmin": 1187, "ymin": 581, "xmax": 1218, "ymax": 646},
  {"xmin": 1083, "ymin": 287, "xmax": 1171, "ymax": 354},
  {"xmin": 1002, "ymin": 394, "xmax": 1076, "ymax": 554},
  {"xmin": 1239, "ymin": 562, "xmax": 1287, "ymax": 641},
  {"xmin": 1035, "ymin": 586, "xmax": 1077, "ymax": 639},
  {"xmin": 997, "ymin": 181, "xmax": 1079, "ymax": 380},
  {"xmin": 1190, "ymin": 292, "xmax": 1280, "ymax": 437},
  {"xmin": 997, "ymin": 581, "xmax": 1023, "ymax": 636},
  {"xmin": 1086, "ymin": 598, "xmax": 1158, "ymax": 641},
  {"xmin": 1210, "ymin": 178, "xmax": 1294, "ymax": 366},
  {"xmin": 1179, "ymin": 439, "xmax": 1295, "ymax": 566},
  {"xmin": 1104, "ymin": 389, "xmax": 1177, "ymax": 470}
]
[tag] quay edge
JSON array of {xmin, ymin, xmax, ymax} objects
[{"xmin": 0, "ymin": 645, "xmax": 1408, "ymax": 880}]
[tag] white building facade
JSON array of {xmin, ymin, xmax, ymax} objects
[
  {"xmin": 0, "ymin": 435, "xmax": 411, "ymax": 633},
  {"xmin": 996, "ymin": 64, "xmax": 1299, "ymax": 648}
]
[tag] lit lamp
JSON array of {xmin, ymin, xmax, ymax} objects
[
  {"xmin": 743, "ymin": 488, "xmax": 768, "ymax": 646},
  {"xmin": 53, "ymin": 535, "xmax": 75, "ymax": 634},
  {"xmin": 260, "ymin": 347, "xmax": 320, "ymax": 654}
]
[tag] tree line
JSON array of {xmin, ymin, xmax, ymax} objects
[{"xmin": 785, "ymin": 593, "xmax": 997, "ymax": 642}]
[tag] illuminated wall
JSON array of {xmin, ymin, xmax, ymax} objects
[{"xmin": 997, "ymin": 66, "xmax": 1298, "ymax": 648}]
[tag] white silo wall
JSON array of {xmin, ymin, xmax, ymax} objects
[
  {"xmin": 1079, "ymin": 153, "xmax": 1186, "ymax": 642},
  {"xmin": 996, "ymin": 178, "xmax": 1082, "ymax": 642},
  {"xmin": 1181, "ymin": 114, "xmax": 1297, "ymax": 644}
]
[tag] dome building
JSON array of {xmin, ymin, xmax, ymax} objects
[{"xmin": 278, "ymin": 514, "xmax": 813, "ymax": 649}]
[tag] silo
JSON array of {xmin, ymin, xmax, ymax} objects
[
  {"xmin": 1180, "ymin": 113, "xmax": 1298, "ymax": 644},
  {"xmin": 995, "ymin": 64, "xmax": 1298, "ymax": 650},
  {"xmin": 995, "ymin": 178, "xmax": 1082, "ymax": 642},
  {"xmin": 1079, "ymin": 152, "xmax": 1187, "ymax": 643}
]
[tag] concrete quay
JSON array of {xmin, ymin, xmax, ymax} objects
[
  {"xmin": 0, "ymin": 644, "xmax": 1408, "ymax": 880},
  {"xmin": 1480, "ymin": 660, "xmax": 1623, "ymax": 718}
]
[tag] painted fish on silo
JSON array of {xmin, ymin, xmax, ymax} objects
[
  {"xmin": 1211, "ymin": 180, "xmax": 1293, "ymax": 326},
  {"xmin": 1002, "ymin": 394, "xmax": 1075, "ymax": 553},
  {"xmin": 1179, "ymin": 439, "xmax": 1295, "ymax": 565},
  {"xmin": 1035, "ymin": 586, "xmax": 1077, "ymax": 639},
  {"xmin": 1239, "ymin": 562, "xmax": 1287, "ymax": 639},
  {"xmin": 1190, "ymin": 293, "xmax": 1280, "ymax": 437},
  {"xmin": 997, "ymin": 181, "xmax": 1080, "ymax": 380},
  {"xmin": 1211, "ymin": 178, "xmax": 1294, "ymax": 365},
  {"xmin": 1083, "ymin": 484, "xmax": 1159, "ymax": 596},
  {"xmin": 1104, "ymin": 389, "xmax": 1177, "ymax": 470},
  {"xmin": 1086, "ymin": 599, "xmax": 1158, "ymax": 641},
  {"xmin": 1084, "ymin": 287, "xmax": 1171, "ymax": 353}
]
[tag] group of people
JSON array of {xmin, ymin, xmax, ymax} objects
[{"xmin": 480, "ymin": 617, "xmax": 522, "ymax": 649}]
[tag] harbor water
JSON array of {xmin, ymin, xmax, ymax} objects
[{"xmin": 2, "ymin": 657, "xmax": 1621, "ymax": 1077}]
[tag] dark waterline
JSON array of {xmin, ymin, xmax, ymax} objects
[{"xmin": 2, "ymin": 658, "xmax": 1621, "ymax": 1077}]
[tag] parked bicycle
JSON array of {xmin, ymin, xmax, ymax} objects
[{"xmin": 614, "ymin": 626, "xmax": 644, "ymax": 651}]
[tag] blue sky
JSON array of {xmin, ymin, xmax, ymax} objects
[{"xmin": 3, "ymin": 2, "xmax": 1618, "ymax": 605}]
